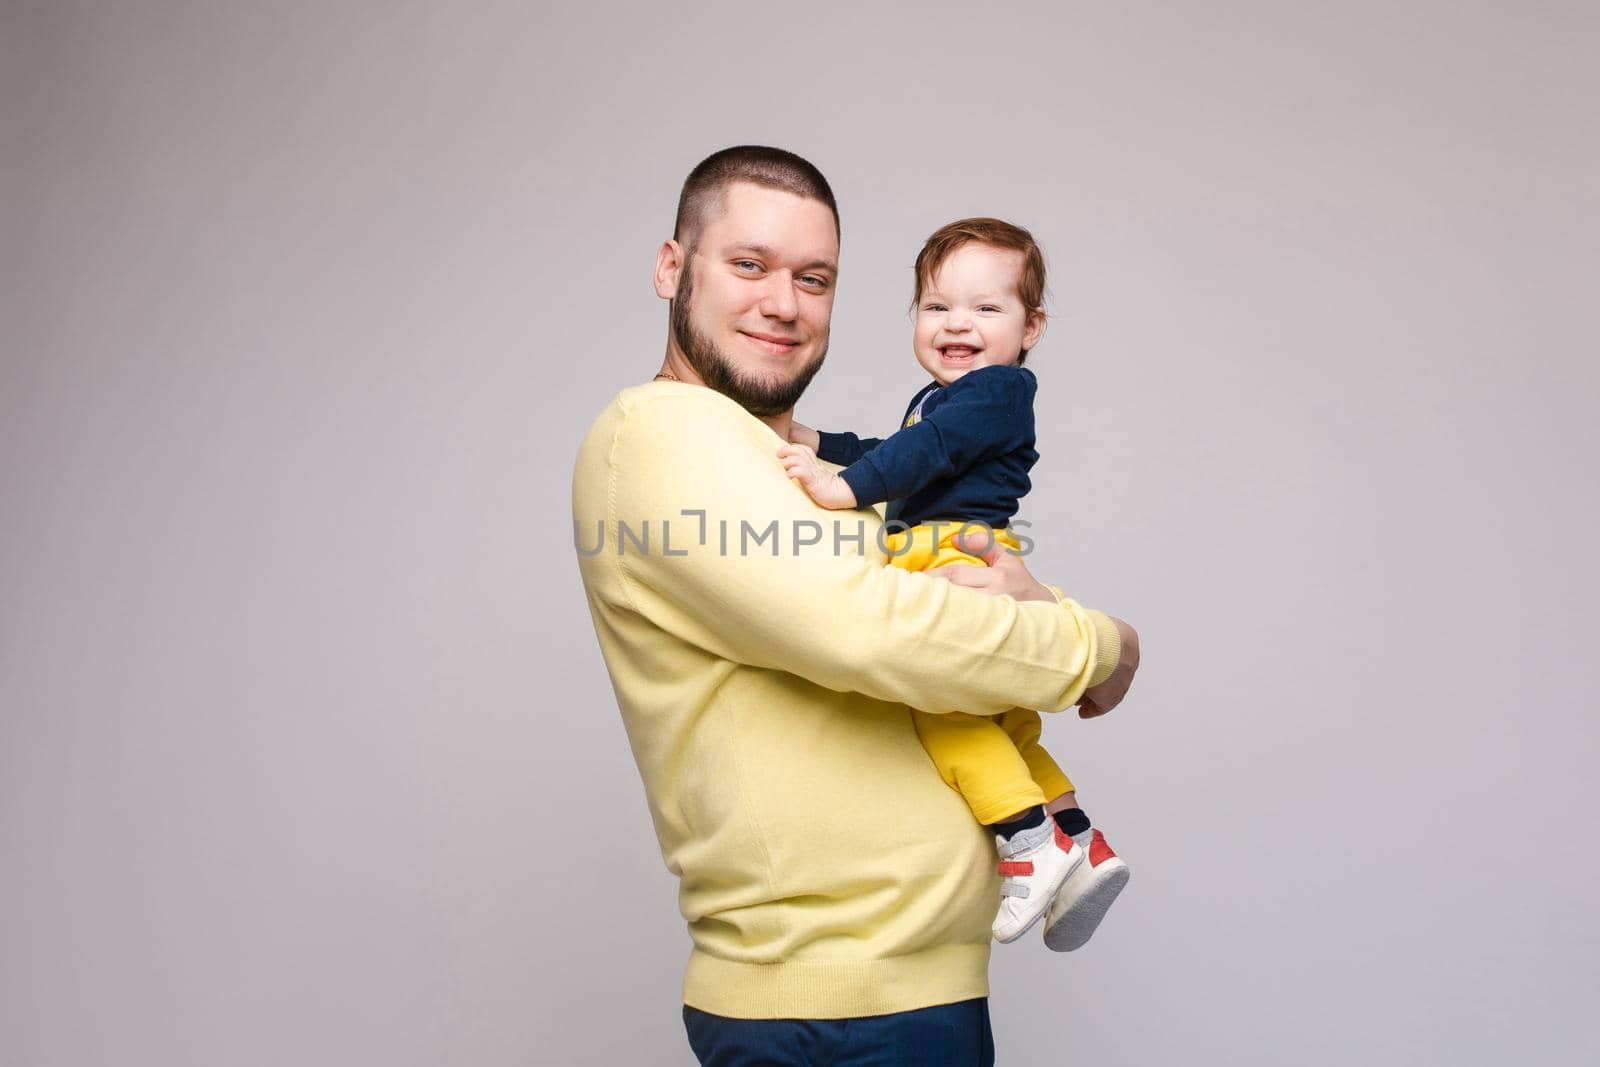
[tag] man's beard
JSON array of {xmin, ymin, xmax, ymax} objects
[{"xmin": 670, "ymin": 264, "xmax": 828, "ymax": 418}]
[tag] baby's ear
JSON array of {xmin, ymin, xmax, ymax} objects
[{"xmin": 1022, "ymin": 307, "xmax": 1047, "ymax": 351}]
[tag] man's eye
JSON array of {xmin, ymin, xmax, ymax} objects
[
  {"xmin": 735, "ymin": 260, "xmax": 761, "ymax": 272},
  {"xmin": 800, "ymin": 275, "xmax": 829, "ymax": 289}
]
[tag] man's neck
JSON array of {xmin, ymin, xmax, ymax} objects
[
  {"xmin": 655, "ymin": 351, "xmax": 701, "ymax": 389},
  {"xmin": 756, "ymin": 410, "xmax": 794, "ymax": 441}
]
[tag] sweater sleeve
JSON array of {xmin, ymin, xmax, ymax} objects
[
  {"xmin": 600, "ymin": 388, "xmax": 1119, "ymax": 716},
  {"xmin": 836, "ymin": 366, "xmax": 1035, "ymax": 507}
]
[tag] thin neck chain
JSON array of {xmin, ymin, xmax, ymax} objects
[{"xmin": 653, "ymin": 371, "xmax": 680, "ymax": 382}]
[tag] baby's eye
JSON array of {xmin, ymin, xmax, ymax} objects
[
  {"xmin": 923, "ymin": 303, "xmax": 947, "ymax": 312},
  {"xmin": 979, "ymin": 305, "xmax": 1001, "ymax": 313}
]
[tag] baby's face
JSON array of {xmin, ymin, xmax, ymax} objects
[{"xmin": 913, "ymin": 242, "xmax": 1043, "ymax": 386}]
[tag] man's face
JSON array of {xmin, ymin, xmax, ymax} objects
[{"xmin": 668, "ymin": 183, "xmax": 839, "ymax": 416}]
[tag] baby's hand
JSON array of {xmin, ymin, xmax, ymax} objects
[{"xmin": 777, "ymin": 443, "xmax": 858, "ymax": 509}]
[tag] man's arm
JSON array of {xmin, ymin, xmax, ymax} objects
[
  {"xmin": 932, "ymin": 531, "xmax": 1138, "ymax": 718},
  {"xmin": 599, "ymin": 390, "xmax": 1121, "ymax": 717}
]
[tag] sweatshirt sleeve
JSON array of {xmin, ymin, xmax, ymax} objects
[
  {"xmin": 836, "ymin": 366, "xmax": 1034, "ymax": 507},
  {"xmin": 815, "ymin": 430, "xmax": 884, "ymax": 466},
  {"xmin": 598, "ymin": 388, "xmax": 1119, "ymax": 716}
]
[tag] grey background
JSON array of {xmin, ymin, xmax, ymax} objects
[{"xmin": 4, "ymin": 1, "xmax": 1596, "ymax": 1064}]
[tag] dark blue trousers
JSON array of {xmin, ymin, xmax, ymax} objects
[{"xmin": 682, "ymin": 998, "xmax": 995, "ymax": 1066}]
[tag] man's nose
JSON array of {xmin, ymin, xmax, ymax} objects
[{"xmin": 759, "ymin": 270, "xmax": 799, "ymax": 321}]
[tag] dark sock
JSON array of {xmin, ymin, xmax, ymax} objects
[
  {"xmin": 987, "ymin": 806, "xmax": 1047, "ymax": 840},
  {"xmin": 1052, "ymin": 807, "xmax": 1092, "ymax": 837}
]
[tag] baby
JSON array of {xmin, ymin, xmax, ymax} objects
[{"xmin": 777, "ymin": 218, "xmax": 1129, "ymax": 950}]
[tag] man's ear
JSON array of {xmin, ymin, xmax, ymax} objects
[
  {"xmin": 1022, "ymin": 308, "xmax": 1047, "ymax": 351},
  {"xmin": 654, "ymin": 239, "xmax": 686, "ymax": 300}
]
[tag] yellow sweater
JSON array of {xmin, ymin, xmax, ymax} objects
[{"xmin": 571, "ymin": 381, "xmax": 1122, "ymax": 1019}]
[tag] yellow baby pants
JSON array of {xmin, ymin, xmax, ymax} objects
[{"xmin": 885, "ymin": 522, "xmax": 1077, "ymax": 825}]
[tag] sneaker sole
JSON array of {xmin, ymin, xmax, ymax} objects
[
  {"xmin": 993, "ymin": 846, "xmax": 1084, "ymax": 945},
  {"xmin": 1043, "ymin": 859, "xmax": 1129, "ymax": 952}
]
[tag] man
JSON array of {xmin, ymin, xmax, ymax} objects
[{"xmin": 572, "ymin": 146, "xmax": 1139, "ymax": 1065}]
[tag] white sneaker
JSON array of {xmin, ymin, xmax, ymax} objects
[
  {"xmin": 1042, "ymin": 828, "xmax": 1130, "ymax": 952},
  {"xmin": 992, "ymin": 818, "xmax": 1083, "ymax": 943}
]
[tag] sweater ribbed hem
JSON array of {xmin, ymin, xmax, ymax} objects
[{"xmin": 681, "ymin": 942, "xmax": 991, "ymax": 1020}]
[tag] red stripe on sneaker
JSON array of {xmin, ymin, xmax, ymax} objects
[
  {"xmin": 997, "ymin": 861, "xmax": 1034, "ymax": 876},
  {"xmin": 1089, "ymin": 829, "xmax": 1117, "ymax": 867}
]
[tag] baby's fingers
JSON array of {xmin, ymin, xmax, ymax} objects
[{"xmin": 781, "ymin": 463, "xmax": 818, "ymax": 488}]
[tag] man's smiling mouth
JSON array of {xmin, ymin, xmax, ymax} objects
[{"xmin": 742, "ymin": 331, "xmax": 801, "ymax": 356}]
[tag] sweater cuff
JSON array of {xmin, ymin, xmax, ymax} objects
[
  {"xmin": 1083, "ymin": 609, "xmax": 1123, "ymax": 687},
  {"xmin": 839, "ymin": 460, "xmax": 890, "ymax": 509},
  {"xmin": 1043, "ymin": 587, "xmax": 1123, "ymax": 688}
]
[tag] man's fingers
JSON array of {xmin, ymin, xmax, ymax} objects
[
  {"xmin": 950, "ymin": 528, "xmax": 1007, "ymax": 565},
  {"xmin": 927, "ymin": 564, "xmax": 992, "ymax": 588}
]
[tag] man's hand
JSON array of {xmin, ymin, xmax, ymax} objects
[
  {"xmin": 1078, "ymin": 617, "xmax": 1139, "ymax": 719},
  {"xmin": 926, "ymin": 529, "xmax": 1056, "ymax": 603},
  {"xmin": 777, "ymin": 443, "xmax": 858, "ymax": 509},
  {"xmin": 788, "ymin": 420, "xmax": 821, "ymax": 451}
]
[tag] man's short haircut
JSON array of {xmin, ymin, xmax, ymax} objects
[
  {"xmin": 673, "ymin": 146, "xmax": 840, "ymax": 254},
  {"xmin": 911, "ymin": 217, "xmax": 1048, "ymax": 363}
]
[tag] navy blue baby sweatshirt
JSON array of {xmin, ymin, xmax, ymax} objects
[{"xmin": 814, "ymin": 364, "xmax": 1038, "ymax": 530}]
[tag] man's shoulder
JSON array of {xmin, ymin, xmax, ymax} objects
[
  {"xmin": 599, "ymin": 379, "xmax": 747, "ymax": 421},
  {"xmin": 581, "ymin": 382, "xmax": 765, "ymax": 448},
  {"xmin": 575, "ymin": 381, "xmax": 780, "ymax": 503}
]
